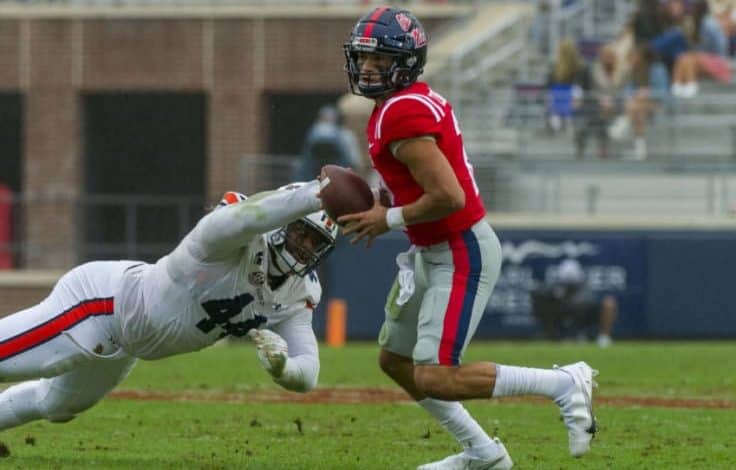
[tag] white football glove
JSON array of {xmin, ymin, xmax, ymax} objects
[{"xmin": 247, "ymin": 328, "xmax": 289, "ymax": 378}]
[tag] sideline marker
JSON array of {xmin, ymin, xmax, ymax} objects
[{"xmin": 326, "ymin": 298, "xmax": 347, "ymax": 347}]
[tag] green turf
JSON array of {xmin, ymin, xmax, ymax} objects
[
  {"xmin": 123, "ymin": 340, "xmax": 736, "ymax": 400},
  {"xmin": 1, "ymin": 341, "xmax": 735, "ymax": 469}
]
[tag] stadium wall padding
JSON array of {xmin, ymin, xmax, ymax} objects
[{"xmin": 318, "ymin": 228, "xmax": 736, "ymax": 340}]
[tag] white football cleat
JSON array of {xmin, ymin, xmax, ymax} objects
[
  {"xmin": 555, "ymin": 361, "xmax": 598, "ymax": 457},
  {"xmin": 417, "ymin": 438, "xmax": 513, "ymax": 470}
]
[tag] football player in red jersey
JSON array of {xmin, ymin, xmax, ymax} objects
[{"xmin": 339, "ymin": 7, "xmax": 598, "ymax": 469}]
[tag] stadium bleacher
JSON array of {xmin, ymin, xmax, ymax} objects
[{"xmin": 415, "ymin": 0, "xmax": 736, "ymax": 216}]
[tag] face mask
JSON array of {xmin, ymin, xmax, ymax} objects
[
  {"xmin": 267, "ymin": 217, "xmax": 335, "ymax": 277},
  {"xmin": 267, "ymin": 228, "xmax": 308, "ymax": 277}
]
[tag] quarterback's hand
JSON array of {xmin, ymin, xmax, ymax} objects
[
  {"xmin": 247, "ymin": 329, "xmax": 288, "ymax": 378},
  {"xmin": 337, "ymin": 202, "xmax": 389, "ymax": 248}
]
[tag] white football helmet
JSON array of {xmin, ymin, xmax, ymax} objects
[
  {"xmin": 269, "ymin": 210, "xmax": 338, "ymax": 277},
  {"xmin": 267, "ymin": 183, "xmax": 339, "ymax": 277}
]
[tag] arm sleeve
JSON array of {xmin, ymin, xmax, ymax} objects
[
  {"xmin": 190, "ymin": 180, "xmax": 322, "ymax": 260},
  {"xmin": 269, "ymin": 309, "xmax": 320, "ymax": 393}
]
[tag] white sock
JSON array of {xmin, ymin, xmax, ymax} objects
[
  {"xmin": 0, "ymin": 381, "xmax": 43, "ymax": 431},
  {"xmin": 491, "ymin": 364, "xmax": 572, "ymax": 399},
  {"xmin": 418, "ymin": 398, "xmax": 503, "ymax": 460}
]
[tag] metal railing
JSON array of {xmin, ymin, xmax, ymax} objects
[
  {"xmin": 0, "ymin": 192, "xmax": 205, "ymax": 268},
  {"xmin": 444, "ymin": 9, "xmax": 530, "ymax": 103},
  {"xmin": 430, "ymin": 5, "xmax": 534, "ymax": 107},
  {"xmin": 537, "ymin": 0, "xmax": 595, "ymax": 64},
  {"xmin": 239, "ymin": 154, "xmax": 301, "ymax": 194},
  {"xmin": 475, "ymin": 160, "xmax": 736, "ymax": 216},
  {"xmin": 3, "ymin": 157, "xmax": 736, "ymax": 270},
  {"xmin": 79, "ymin": 193, "xmax": 205, "ymax": 261}
]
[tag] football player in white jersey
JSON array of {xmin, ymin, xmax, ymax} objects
[{"xmin": 0, "ymin": 179, "xmax": 337, "ymax": 431}]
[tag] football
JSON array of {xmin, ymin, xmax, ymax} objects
[{"xmin": 319, "ymin": 165, "xmax": 374, "ymax": 223}]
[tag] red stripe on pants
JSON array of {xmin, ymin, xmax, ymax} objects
[
  {"xmin": 0, "ymin": 298, "xmax": 114, "ymax": 361},
  {"xmin": 438, "ymin": 234, "xmax": 470, "ymax": 365}
]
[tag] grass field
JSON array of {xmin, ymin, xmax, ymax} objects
[{"xmin": 1, "ymin": 341, "xmax": 735, "ymax": 469}]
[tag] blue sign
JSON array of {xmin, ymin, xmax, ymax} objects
[
  {"xmin": 324, "ymin": 227, "xmax": 736, "ymax": 340},
  {"xmin": 480, "ymin": 231, "xmax": 647, "ymax": 338}
]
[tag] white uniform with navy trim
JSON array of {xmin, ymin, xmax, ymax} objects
[
  {"xmin": 0, "ymin": 181, "xmax": 323, "ymax": 430},
  {"xmin": 115, "ymin": 216, "xmax": 321, "ymax": 360}
]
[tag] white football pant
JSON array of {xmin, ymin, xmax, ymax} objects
[{"xmin": 0, "ymin": 261, "xmax": 138, "ymax": 430}]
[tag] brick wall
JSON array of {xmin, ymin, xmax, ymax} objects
[
  {"xmin": 0, "ymin": 10, "xmax": 453, "ymax": 270},
  {"xmin": 0, "ymin": 271, "xmax": 61, "ymax": 318},
  {"xmin": 0, "ymin": 285, "xmax": 50, "ymax": 318}
]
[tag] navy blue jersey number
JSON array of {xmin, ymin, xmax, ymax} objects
[{"xmin": 197, "ymin": 293, "xmax": 265, "ymax": 338}]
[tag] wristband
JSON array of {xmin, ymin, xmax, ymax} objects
[{"xmin": 386, "ymin": 207, "xmax": 406, "ymax": 230}]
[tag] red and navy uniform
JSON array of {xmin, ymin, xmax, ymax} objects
[{"xmin": 366, "ymin": 81, "xmax": 486, "ymax": 246}]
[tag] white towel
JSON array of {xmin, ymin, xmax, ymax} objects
[{"xmin": 395, "ymin": 246, "xmax": 417, "ymax": 306}]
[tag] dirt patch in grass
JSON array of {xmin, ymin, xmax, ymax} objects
[{"xmin": 110, "ymin": 388, "xmax": 735, "ymax": 409}]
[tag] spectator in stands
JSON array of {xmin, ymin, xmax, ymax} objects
[
  {"xmin": 711, "ymin": 0, "xmax": 736, "ymax": 56},
  {"xmin": 574, "ymin": 43, "xmax": 630, "ymax": 159},
  {"xmin": 630, "ymin": 0, "xmax": 667, "ymax": 46},
  {"xmin": 296, "ymin": 105, "xmax": 363, "ymax": 181},
  {"xmin": 612, "ymin": 44, "xmax": 671, "ymax": 160},
  {"xmin": 638, "ymin": 0, "xmax": 730, "ymax": 97},
  {"xmin": 669, "ymin": 0, "xmax": 731, "ymax": 96},
  {"xmin": 693, "ymin": 0, "xmax": 729, "ymax": 56},
  {"xmin": 531, "ymin": 258, "xmax": 618, "ymax": 348},
  {"xmin": 546, "ymin": 38, "xmax": 587, "ymax": 133},
  {"xmin": 649, "ymin": 0, "xmax": 691, "ymax": 70}
]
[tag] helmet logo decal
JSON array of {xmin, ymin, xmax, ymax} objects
[
  {"xmin": 410, "ymin": 27, "xmax": 427, "ymax": 47},
  {"xmin": 352, "ymin": 36, "xmax": 378, "ymax": 50},
  {"xmin": 395, "ymin": 13, "xmax": 412, "ymax": 32}
]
